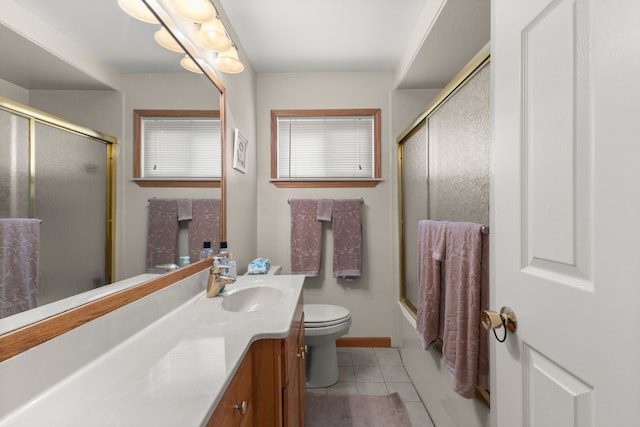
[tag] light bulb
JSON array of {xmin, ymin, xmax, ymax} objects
[
  {"xmin": 154, "ymin": 27, "xmax": 183, "ymax": 53},
  {"xmin": 196, "ymin": 18, "xmax": 232, "ymax": 52},
  {"xmin": 171, "ymin": 0, "xmax": 216, "ymax": 23},
  {"xmin": 180, "ymin": 55, "xmax": 204, "ymax": 74},
  {"xmin": 215, "ymin": 46, "xmax": 244, "ymax": 74}
]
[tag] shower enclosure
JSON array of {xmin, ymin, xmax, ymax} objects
[{"xmin": 0, "ymin": 97, "xmax": 115, "ymax": 308}]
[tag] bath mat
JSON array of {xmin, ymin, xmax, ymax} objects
[{"xmin": 304, "ymin": 392, "xmax": 412, "ymax": 427}]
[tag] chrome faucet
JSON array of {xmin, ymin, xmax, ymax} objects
[{"xmin": 207, "ymin": 265, "xmax": 236, "ymax": 298}]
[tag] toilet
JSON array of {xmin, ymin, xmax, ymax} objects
[{"xmin": 303, "ymin": 304, "xmax": 351, "ymax": 388}]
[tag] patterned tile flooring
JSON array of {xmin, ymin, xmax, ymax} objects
[{"xmin": 305, "ymin": 347, "xmax": 434, "ymax": 427}]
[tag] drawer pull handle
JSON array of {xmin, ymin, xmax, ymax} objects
[{"xmin": 233, "ymin": 400, "xmax": 248, "ymax": 415}]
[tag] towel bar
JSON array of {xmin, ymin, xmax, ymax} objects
[{"xmin": 287, "ymin": 197, "xmax": 364, "ymax": 205}]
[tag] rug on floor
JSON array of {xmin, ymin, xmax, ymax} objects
[{"xmin": 304, "ymin": 392, "xmax": 412, "ymax": 427}]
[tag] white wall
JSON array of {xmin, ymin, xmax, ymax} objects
[{"xmin": 254, "ymin": 72, "xmax": 396, "ymax": 341}]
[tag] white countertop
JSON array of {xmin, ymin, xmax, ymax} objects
[{"xmin": 0, "ymin": 274, "xmax": 304, "ymax": 426}]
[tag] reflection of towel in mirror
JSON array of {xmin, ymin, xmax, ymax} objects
[
  {"xmin": 146, "ymin": 199, "xmax": 179, "ymax": 269},
  {"xmin": 0, "ymin": 219, "xmax": 40, "ymax": 318},
  {"xmin": 188, "ymin": 199, "xmax": 221, "ymax": 263},
  {"xmin": 332, "ymin": 199, "xmax": 362, "ymax": 279},
  {"xmin": 291, "ymin": 199, "xmax": 322, "ymax": 277}
]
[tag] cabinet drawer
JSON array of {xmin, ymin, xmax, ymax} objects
[{"xmin": 207, "ymin": 351, "xmax": 253, "ymax": 427}]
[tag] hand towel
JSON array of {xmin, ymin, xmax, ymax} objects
[
  {"xmin": 332, "ymin": 199, "xmax": 362, "ymax": 279},
  {"xmin": 440, "ymin": 222, "xmax": 484, "ymax": 399},
  {"xmin": 477, "ymin": 232, "xmax": 490, "ymax": 391},
  {"xmin": 416, "ymin": 220, "xmax": 448, "ymax": 350},
  {"xmin": 290, "ymin": 199, "xmax": 322, "ymax": 277},
  {"xmin": 0, "ymin": 219, "xmax": 40, "ymax": 318},
  {"xmin": 317, "ymin": 199, "xmax": 333, "ymax": 221},
  {"xmin": 146, "ymin": 199, "xmax": 179, "ymax": 270},
  {"xmin": 177, "ymin": 199, "xmax": 193, "ymax": 221},
  {"xmin": 188, "ymin": 199, "xmax": 221, "ymax": 263}
]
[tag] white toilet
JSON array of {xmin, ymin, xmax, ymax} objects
[{"xmin": 303, "ymin": 304, "xmax": 351, "ymax": 388}]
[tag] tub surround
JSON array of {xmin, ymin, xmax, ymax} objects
[{"xmin": 0, "ymin": 271, "xmax": 305, "ymax": 426}]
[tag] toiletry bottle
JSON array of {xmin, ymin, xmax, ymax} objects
[
  {"xmin": 199, "ymin": 241, "xmax": 214, "ymax": 260},
  {"xmin": 227, "ymin": 253, "xmax": 237, "ymax": 278},
  {"xmin": 179, "ymin": 256, "xmax": 190, "ymax": 267}
]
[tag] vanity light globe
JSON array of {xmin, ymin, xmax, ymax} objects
[
  {"xmin": 180, "ymin": 55, "xmax": 204, "ymax": 74},
  {"xmin": 117, "ymin": 0, "xmax": 159, "ymax": 24},
  {"xmin": 154, "ymin": 27, "xmax": 184, "ymax": 53},
  {"xmin": 196, "ymin": 18, "xmax": 232, "ymax": 52},
  {"xmin": 171, "ymin": 0, "xmax": 216, "ymax": 23},
  {"xmin": 215, "ymin": 46, "xmax": 244, "ymax": 74}
]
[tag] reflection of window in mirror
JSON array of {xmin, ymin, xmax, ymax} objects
[
  {"xmin": 133, "ymin": 110, "xmax": 221, "ymax": 188},
  {"xmin": 270, "ymin": 109, "xmax": 382, "ymax": 188}
]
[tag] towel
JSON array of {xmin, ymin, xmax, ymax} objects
[
  {"xmin": 416, "ymin": 220, "xmax": 448, "ymax": 350},
  {"xmin": 146, "ymin": 199, "xmax": 179, "ymax": 270},
  {"xmin": 177, "ymin": 199, "xmax": 193, "ymax": 221},
  {"xmin": 317, "ymin": 199, "xmax": 333, "ymax": 221},
  {"xmin": 290, "ymin": 199, "xmax": 322, "ymax": 277},
  {"xmin": 0, "ymin": 219, "xmax": 40, "ymax": 318},
  {"xmin": 332, "ymin": 199, "xmax": 362, "ymax": 279},
  {"xmin": 189, "ymin": 199, "xmax": 221, "ymax": 263},
  {"xmin": 477, "ymin": 232, "xmax": 490, "ymax": 392},
  {"xmin": 440, "ymin": 222, "xmax": 484, "ymax": 399}
]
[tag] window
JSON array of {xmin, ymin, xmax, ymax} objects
[
  {"xmin": 271, "ymin": 109, "xmax": 381, "ymax": 188},
  {"xmin": 133, "ymin": 110, "xmax": 221, "ymax": 187}
]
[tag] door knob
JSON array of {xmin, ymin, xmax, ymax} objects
[
  {"xmin": 233, "ymin": 400, "xmax": 248, "ymax": 415},
  {"xmin": 481, "ymin": 306, "xmax": 517, "ymax": 342}
]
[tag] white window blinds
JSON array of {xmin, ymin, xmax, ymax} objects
[
  {"xmin": 141, "ymin": 116, "xmax": 221, "ymax": 178},
  {"xmin": 276, "ymin": 115, "xmax": 374, "ymax": 179}
]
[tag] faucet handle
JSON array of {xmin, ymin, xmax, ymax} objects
[{"xmin": 211, "ymin": 265, "xmax": 230, "ymax": 274}]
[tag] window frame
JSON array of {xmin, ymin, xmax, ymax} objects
[
  {"xmin": 270, "ymin": 109, "xmax": 382, "ymax": 188},
  {"xmin": 133, "ymin": 109, "xmax": 221, "ymax": 188}
]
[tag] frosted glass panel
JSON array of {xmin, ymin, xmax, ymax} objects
[
  {"xmin": 0, "ymin": 110, "xmax": 30, "ymax": 218},
  {"xmin": 401, "ymin": 122, "xmax": 428, "ymax": 309},
  {"xmin": 34, "ymin": 123, "xmax": 108, "ymax": 304},
  {"xmin": 428, "ymin": 65, "xmax": 490, "ymax": 226}
]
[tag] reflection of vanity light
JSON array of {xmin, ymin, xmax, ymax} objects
[
  {"xmin": 117, "ymin": 0, "xmax": 159, "ymax": 24},
  {"xmin": 180, "ymin": 55, "xmax": 204, "ymax": 74},
  {"xmin": 196, "ymin": 18, "xmax": 232, "ymax": 52},
  {"xmin": 215, "ymin": 46, "xmax": 244, "ymax": 74},
  {"xmin": 154, "ymin": 27, "xmax": 184, "ymax": 53},
  {"xmin": 172, "ymin": 0, "xmax": 216, "ymax": 23}
]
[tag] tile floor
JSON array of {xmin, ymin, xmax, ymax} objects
[{"xmin": 305, "ymin": 347, "xmax": 434, "ymax": 427}]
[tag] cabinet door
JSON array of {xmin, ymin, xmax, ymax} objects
[
  {"xmin": 207, "ymin": 351, "xmax": 253, "ymax": 427},
  {"xmin": 283, "ymin": 303, "xmax": 305, "ymax": 427}
]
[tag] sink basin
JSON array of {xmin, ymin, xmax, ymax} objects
[{"xmin": 221, "ymin": 287, "xmax": 283, "ymax": 312}]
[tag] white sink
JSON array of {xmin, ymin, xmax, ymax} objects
[{"xmin": 221, "ymin": 287, "xmax": 283, "ymax": 312}]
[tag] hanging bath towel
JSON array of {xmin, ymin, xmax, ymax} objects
[
  {"xmin": 332, "ymin": 199, "xmax": 362, "ymax": 279},
  {"xmin": 290, "ymin": 199, "xmax": 322, "ymax": 277}
]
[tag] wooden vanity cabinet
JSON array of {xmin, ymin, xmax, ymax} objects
[
  {"xmin": 207, "ymin": 349, "xmax": 253, "ymax": 427},
  {"xmin": 251, "ymin": 293, "xmax": 305, "ymax": 427},
  {"xmin": 206, "ymin": 293, "xmax": 304, "ymax": 427}
]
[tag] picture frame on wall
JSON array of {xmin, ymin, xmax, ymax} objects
[{"xmin": 233, "ymin": 129, "xmax": 248, "ymax": 173}]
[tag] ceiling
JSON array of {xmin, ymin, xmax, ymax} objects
[{"xmin": 0, "ymin": 0, "xmax": 490, "ymax": 91}]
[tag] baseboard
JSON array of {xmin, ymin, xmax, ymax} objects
[{"xmin": 336, "ymin": 337, "xmax": 391, "ymax": 348}]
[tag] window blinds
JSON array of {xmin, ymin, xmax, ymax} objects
[
  {"xmin": 277, "ymin": 115, "xmax": 374, "ymax": 179},
  {"xmin": 141, "ymin": 116, "xmax": 221, "ymax": 178}
]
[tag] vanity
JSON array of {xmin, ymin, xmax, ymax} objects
[{"xmin": 0, "ymin": 266, "xmax": 305, "ymax": 426}]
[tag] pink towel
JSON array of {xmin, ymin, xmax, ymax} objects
[
  {"xmin": 0, "ymin": 219, "xmax": 40, "ymax": 318},
  {"xmin": 477, "ymin": 232, "xmax": 490, "ymax": 392},
  {"xmin": 146, "ymin": 199, "xmax": 179, "ymax": 269},
  {"xmin": 317, "ymin": 199, "xmax": 333, "ymax": 221},
  {"xmin": 332, "ymin": 199, "xmax": 362, "ymax": 279},
  {"xmin": 290, "ymin": 199, "xmax": 322, "ymax": 277},
  {"xmin": 416, "ymin": 220, "xmax": 448, "ymax": 349},
  {"xmin": 177, "ymin": 199, "xmax": 193, "ymax": 221},
  {"xmin": 188, "ymin": 199, "xmax": 221, "ymax": 263},
  {"xmin": 440, "ymin": 222, "xmax": 484, "ymax": 399}
]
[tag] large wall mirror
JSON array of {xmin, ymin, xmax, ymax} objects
[{"xmin": 0, "ymin": 0, "xmax": 225, "ymax": 339}]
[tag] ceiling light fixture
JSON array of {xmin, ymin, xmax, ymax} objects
[
  {"xmin": 171, "ymin": 0, "xmax": 216, "ymax": 23},
  {"xmin": 180, "ymin": 55, "xmax": 204, "ymax": 74},
  {"xmin": 215, "ymin": 46, "xmax": 244, "ymax": 74},
  {"xmin": 117, "ymin": 0, "xmax": 159, "ymax": 24},
  {"xmin": 154, "ymin": 27, "xmax": 184, "ymax": 53},
  {"xmin": 196, "ymin": 18, "xmax": 232, "ymax": 52}
]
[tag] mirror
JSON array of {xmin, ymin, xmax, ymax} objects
[{"xmin": 0, "ymin": 0, "xmax": 225, "ymax": 333}]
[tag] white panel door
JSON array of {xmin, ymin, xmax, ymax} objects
[{"xmin": 492, "ymin": 0, "xmax": 640, "ymax": 425}]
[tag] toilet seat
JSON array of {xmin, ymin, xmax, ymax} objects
[{"xmin": 304, "ymin": 304, "xmax": 351, "ymax": 328}]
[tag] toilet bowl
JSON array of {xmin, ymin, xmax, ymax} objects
[{"xmin": 304, "ymin": 304, "xmax": 351, "ymax": 388}]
